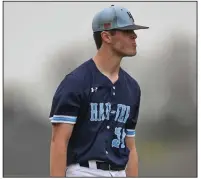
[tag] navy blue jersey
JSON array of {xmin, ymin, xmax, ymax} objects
[{"xmin": 49, "ymin": 58, "xmax": 141, "ymax": 167}]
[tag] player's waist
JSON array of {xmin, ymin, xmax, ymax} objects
[{"xmin": 77, "ymin": 160, "xmax": 125, "ymax": 171}]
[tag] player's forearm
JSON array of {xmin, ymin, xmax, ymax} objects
[
  {"xmin": 126, "ymin": 148, "xmax": 138, "ymax": 177},
  {"xmin": 50, "ymin": 141, "xmax": 67, "ymax": 177}
]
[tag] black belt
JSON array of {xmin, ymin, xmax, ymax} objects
[{"xmin": 79, "ymin": 161, "xmax": 125, "ymax": 171}]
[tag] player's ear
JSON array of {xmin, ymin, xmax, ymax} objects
[{"xmin": 101, "ymin": 31, "xmax": 113, "ymax": 44}]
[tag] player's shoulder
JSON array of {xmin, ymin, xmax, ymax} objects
[
  {"xmin": 121, "ymin": 68, "xmax": 141, "ymax": 91},
  {"xmin": 68, "ymin": 58, "xmax": 93, "ymax": 80},
  {"xmin": 58, "ymin": 59, "xmax": 93, "ymax": 90}
]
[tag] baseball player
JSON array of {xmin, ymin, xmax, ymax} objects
[{"xmin": 49, "ymin": 5, "xmax": 149, "ymax": 177}]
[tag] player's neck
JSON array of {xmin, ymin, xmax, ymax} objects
[{"xmin": 93, "ymin": 47, "xmax": 122, "ymax": 79}]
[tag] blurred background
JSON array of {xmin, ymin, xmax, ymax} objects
[{"xmin": 3, "ymin": 1, "xmax": 197, "ymax": 177}]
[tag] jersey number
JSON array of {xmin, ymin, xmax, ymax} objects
[{"xmin": 112, "ymin": 127, "xmax": 126, "ymax": 148}]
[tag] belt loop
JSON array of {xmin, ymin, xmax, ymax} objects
[{"xmin": 89, "ymin": 160, "xmax": 98, "ymax": 169}]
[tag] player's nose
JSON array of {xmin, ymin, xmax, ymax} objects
[{"xmin": 130, "ymin": 31, "xmax": 137, "ymax": 39}]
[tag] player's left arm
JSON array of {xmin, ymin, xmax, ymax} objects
[
  {"xmin": 125, "ymin": 136, "xmax": 138, "ymax": 177},
  {"xmin": 125, "ymin": 86, "xmax": 141, "ymax": 177}
]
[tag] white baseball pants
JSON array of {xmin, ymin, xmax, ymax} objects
[{"xmin": 66, "ymin": 161, "xmax": 126, "ymax": 177}]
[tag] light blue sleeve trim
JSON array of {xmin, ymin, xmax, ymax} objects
[
  {"xmin": 50, "ymin": 115, "xmax": 77, "ymax": 124},
  {"xmin": 126, "ymin": 129, "xmax": 136, "ymax": 137}
]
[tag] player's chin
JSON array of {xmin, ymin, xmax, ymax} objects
[{"xmin": 126, "ymin": 50, "xmax": 137, "ymax": 57}]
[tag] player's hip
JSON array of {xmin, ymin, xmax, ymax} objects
[{"xmin": 66, "ymin": 160, "xmax": 126, "ymax": 177}]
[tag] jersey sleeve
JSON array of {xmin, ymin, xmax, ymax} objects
[
  {"xmin": 49, "ymin": 74, "xmax": 82, "ymax": 124},
  {"xmin": 125, "ymin": 87, "xmax": 141, "ymax": 137}
]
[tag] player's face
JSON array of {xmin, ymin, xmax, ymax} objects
[{"xmin": 110, "ymin": 30, "xmax": 137, "ymax": 57}]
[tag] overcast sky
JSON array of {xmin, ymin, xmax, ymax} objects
[{"xmin": 4, "ymin": 2, "xmax": 196, "ymax": 82}]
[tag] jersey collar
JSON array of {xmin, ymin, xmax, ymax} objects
[{"xmin": 89, "ymin": 58, "xmax": 125, "ymax": 88}]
